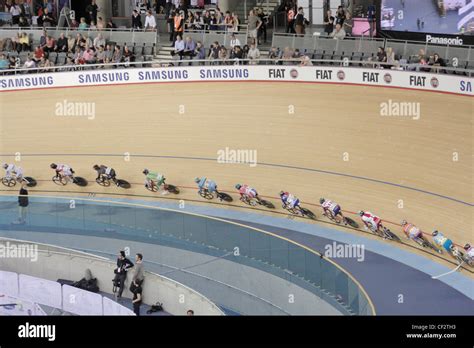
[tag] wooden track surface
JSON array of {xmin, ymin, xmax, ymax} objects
[{"xmin": 0, "ymin": 82, "xmax": 472, "ymax": 272}]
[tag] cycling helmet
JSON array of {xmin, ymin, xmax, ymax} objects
[
  {"xmin": 50, "ymin": 163, "xmax": 57, "ymax": 169},
  {"xmin": 279, "ymin": 191, "xmax": 285, "ymax": 196},
  {"xmin": 464, "ymin": 243, "xmax": 471, "ymax": 251},
  {"xmin": 432, "ymin": 230, "xmax": 439, "ymax": 237},
  {"xmin": 401, "ymin": 220, "xmax": 407, "ymax": 226},
  {"xmin": 358, "ymin": 210, "xmax": 364, "ymax": 216},
  {"xmin": 235, "ymin": 184, "xmax": 242, "ymax": 190},
  {"xmin": 319, "ymin": 198, "xmax": 325, "ymax": 204},
  {"xmin": 194, "ymin": 177, "xmax": 201, "ymax": 184},
  {"xmin": 143, "ymin": 169, "xmax": 149, "ymax": 175},
  {"xmin": 93, "ymin": 164, "xmax": 100, "ymax": 170},
  {"xmin": 2, "ymin": 163, "xmax": 7, "ymax": 169}
]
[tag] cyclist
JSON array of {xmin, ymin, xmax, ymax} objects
[
  {"xmin": 401, "ymin": 220, "xmax": 424, "ymax": 242},
  {"xmin": 50, "ymin": 163, "xmax": 75, "ymax": 182},
  {"xmin": 93, "ymin": 164, "xmax": 118, "ymax": 186},
  {"xmin": 320, "ymin": 198, "xmax": 345, "ymax": 224},
  {"xmin": 280, "ymin": 191, "xmax": 301, "ymax": 211},
  {"xmin": 431, "ymin": 230, "xmax": 453, "ymax": 254},
  {"xmin": 359, "ymin": 211, "xmax": 383, "ymax": 234},
  {"xmin": 2, "ymin": 163, "xmax": 24, "ymax": 181},
  {"xmin": 195, "ymin": 177, "xmax": 218, "ymax": 196},
  {"xmin": 143, "ymin": 169, "xmax": 168, "ymax": 193},
  {"xmin": 235, "ymin": 184, "xmax": 259, "ymax": 202}
]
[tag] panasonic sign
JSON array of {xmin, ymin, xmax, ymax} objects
[{"xmin": 426, "ymin": 35, "xmax": 464, "ymax": 46}]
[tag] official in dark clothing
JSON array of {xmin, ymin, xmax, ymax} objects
[
  {"xmin": 131, "ymin": 279, "xmax": 143, "ymax": 316},
  {"xmin": 113, "ymin": 250, "xmax": 134, "ymax": 299},
  {"xmin": 18, "ymin": 184, "xmax": 28, "ymax": 224},
  {"xmin": 132, "ymin": 10, "xmax": 143, "ymax": 29}
]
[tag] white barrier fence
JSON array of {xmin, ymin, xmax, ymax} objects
[
  {"xmin": 0, "ymin": 270, "xmax": 135, "ymax": 316},
  {"xmin": 0, "ymin": 64, "xmax": 472, "ymax": 96}
]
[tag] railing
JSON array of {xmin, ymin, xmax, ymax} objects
[
  {"xmin": 0, "ymin": 195, "xmax": 376, "ymax": 315},
  {"xmin": 1, "ymin": 58, "xmax": 471, "ymax": 77}
]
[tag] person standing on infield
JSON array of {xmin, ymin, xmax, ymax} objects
[{"xmin": 17, "ymin": 182, "xmax": 29, "ymax": 224}]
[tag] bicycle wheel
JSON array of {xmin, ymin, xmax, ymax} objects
[
  {"xmin": 146, "ymin": 183, "xmax": 158, "ymax": 192},
  {"xmin": 301, "ymin": 208, "xmax": 317, "ymax": 220},
  {"xmin": 199, "ymin": 189, "xmax": 213, "ymax": 200},
  {"xmin": 344, "ymin": 217, "xmax": 359, "ymax": 228},
  {"xmin": 96, "ymin": 177, "xmax": 110, "ymax": 187},
  {"xmin": 52, "ymin": 175, "xmax": 67, "ymax": 186},
  {"xmin": 73, "ymin": 177, "xmax": 88, "ymax": 187},
  {"xmin": 24, "ymin": 177, "xmax": 37, "ymax": 187},
  {"xmin": 1, "ymin": 177, "xmax": 16, "ymax": 187},
  {"xmin": 217, "ymin": 192, "xmax": 233, "ymax": 202},
  {"xmin": 165, "ymin": 184, "xmax": 180, "ymax": 194},
  {"xmin": 384, "ymin": 228, "xmax": 402, "ymax": 243}
]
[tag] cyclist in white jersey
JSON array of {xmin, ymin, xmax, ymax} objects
[
  {"xmin": 320, "ymin": 198, "xmax": 345, "ymax": 223},
  {"xmin": 2, "ymin": 163, "xmax": 24, "ymax": 180}
]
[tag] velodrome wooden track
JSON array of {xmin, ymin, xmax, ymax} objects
[{"xmin": 0, "ymin": 82, "xmax": 472, "ymax": 273}]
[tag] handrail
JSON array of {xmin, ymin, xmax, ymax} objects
[
  {"xmin": 0, "ymin": 58, "xmax": 472, "ymax": 76},
  {"xmin": 0, "ymin": 26, "xmax": 158, "ymax": 33}
]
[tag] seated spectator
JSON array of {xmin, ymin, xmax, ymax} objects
[
  {"xmin": 231, "ymin": 12, "xmax": 240, "ymax": 33},
  {"xmin": 268, "ymin": 46, "xmax": 281, "ymax": 63},
  {"xmin": 70, "ymin": 18, "xmax": 79, "ymax": 29},
  {"xmin": 73, "ymin": 47, "xmax": 85, "ymax": 65},
  {"xmin": 23, "ymin": 55, "xmax": 36, "ymax": 69},
  {"xmin": 281, "ymin": 46, "xmax": 294, "ymax": 64},
  {"xmin": 300, "ymin": 55, "xmax": 313, "ymax": 66},
  {"xmin": 293, "ymin": 48, "xmax": 302, "ymax": 59},
  {"xmin": 430, "ymin": 53, "xmax": 446, "ymax": 67},
  {"xmin": 0, "ymin": 54, "xmax": 9, "ymax": 70},
  {"xmin": 218, "ymin": 46, "xmax": 228, "ymax": 64},
  {"xmin": 10, "ymin": 2, "xmax": 21, "ymax": 25},
  {"xmin": 343, "ymin": 12, "xmax": 353, "ymax": 36},
  {"xmin": 44, "ymin": 35, "xmax": 55, "ymax": 53},
  {"xmin": 93, "ymin": 34, "xmax": 105, "ymax": 50},
  {"xmin": 39, "ymin": 30, "xmax": 48, "ymax": 49},
  {"xmin": 132, "ymin": 10, "xmax": 143, "ymax": 30},
  {"xmin": 229, "ymin": 33, "xmax": 241, "ymax": 48},
  {"xmin": 230, "ymin": 45, "xmax": 243, "ymax": 64},
  {"xmin": 56, "ymin": 33, "xmax": 68, "ymax": 53},
  {"xmin": 39, "ymin": 57, "xmax": 54, "ymax": 72},
  {"xmin": 171, "ymin": 35, "xmax": 185, "ymax": 59},
  {"xmin": 323, "ymin": 10, "xmax": 334, "ymax": 36},
  {"xmin": 385, "ymin": 47, "xmax": 395, "ymax": 68},
  {"xmin": 73, "ymin": 34, "xmax": 86, "ymax": 52},
  {"xmin": 89, "ymin": 21, "xmax": 97, "ymax": 30},
  {"xmin": 335, "ymin": 6, "xmax": 346, "ymax": 26},
  {"xmin": 183, "ymin": 36, "xmax": 196, "ymax": 58},
  {"xmin": 104, "ymin": 44, "xmax": 113, "ymax": 63},
  {"xmin": 33, "ymin": 45, "xmax": 44, "ymax": 62},
  {"xmin": 82, "ymin": 48, "xmax": 96, "ymax": 64},
  {"xmin": 185, "ymin": 12, "xmax": 194, "ymax": 29},
  {"xmin": 63, "ymin": 57, "xmax": 75, "ymax": 71},
  {"xmin": 67, "ymin": 35, "xmax": 75, "ymax": 53},
  {"xmin": 369, "ymin": 47, "xmax": 387, "ymax": 68},
  {"xmin": 247, "ymin": 43, "xmax": 260, "ymax": 65},
  {"xmin": 78, "ymin": 17, "xmax": 88, "ymax": 30},
  {"xmin": 208, "ymin": 41, "xmax": 220, "ymax": 61},
  {"xmin": 96, "ymin": 17, "xmax": 105, "ymax": 30},
  {"xmin": 84, "ymin": 35, "xmax": 93, "ymax": 50},
  {"xmin": 106, "ymin": 19, "xmax": 117, "ymax": 29},
  {"xmin": 18, "ymin": 33, "xmax": 30, "ymax": 52},
  {"xmin": 40, "ymin": 8, "xmax": 55, "ymax": 27},
  {"xmin": 112, "ymin": 45, "xmax": 123, "ymax": 64},
  {"xmin": 193, "ymin": 41, "xmax": 206, "ymax": 62},
  {"xmin": 18, "ymin": 16, "xmax": 29, "ymax": 28},
  {"xmin": 123, "ymin": 45, "xmax": 135, "ymax": 63},
  {"xmin": 193, "ymin": 12, "xmax": 204, "ymax": 30},
  {"xmin": 330, "ymin": 24, "xmax": 346, "ymax": 40},
  {"xmin": 96, "ymin": 45, "xmax": 106, "ymax": 64}
]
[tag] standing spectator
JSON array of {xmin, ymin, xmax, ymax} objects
[
  {"xmin": 113, "ymin": 250, "xmax": 134, "ymax": 299},
  {"xmin": 324, "ymin": 10, "xmax": 334, "ymax": 36},
  {"xmin": 343, "ymin": 12, "xmax": 353, "ymax": 36},
  {"xmin": 247, "ymin": 10, "xmax": 262, "ymax": 46},
  {"xmin": 85, "ymin": 0, "xmax": 99, "ymax": 25},
  {"xmin": 257, "ymin": 8, "xmax": 268, "ymax": 44},
  {"xmin": 173, "ymin": 11, "xmax": 185, "ymax": 42},
  {"xmin": 231, "ymin": 12, "xmax": 239, "ymax": 33},
  {"xmin": 40, "ymin": 7, "xmax": 55, "ymax": 27},
  {"xmin": 367, "ymin": 3, "xmax": 376, "ymax": 38},
  {"xmin": 193, "ymin": 11, "xmax": 204, "ymax": 30},
  {"xmin": 10, "ymin": 1, "xmax": 21, "ymax": 25},
  {"xmin": 131, "ymin": 253, "xmax": 144, "ymax": 285},
  {"xmin": 286, "ymin": 3, "xmax": 296, "ymax": 33},
  {"xmin": 18, "ymin": 183, "xmax": 28, "ymax": 224},
  {"xmin": 132, "ymin": 10, "xmax": 143, "ymax": 29},
  {"xmin": 247, "ymin": 42, "xmax": 260, "ymax": 65},
  {"xmin": 294, "ymin": 7, "xmax": 309, "ymax": 36},
  {"xmin": 145, "ymin": 10, "xmax": 157, "ymax": 31},
  {"xmin": 131, "ymin": 279, "xmax": 143, "ymax": 316},
  {"xmin": 335, "ymin": 6, "xmax": 346, "ymax": 26}
]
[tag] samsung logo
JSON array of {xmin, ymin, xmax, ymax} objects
[
  {"xmin": 199, "ymin": 68, "xmax": 249, "ymax": 79},
  {"xmin": 0, "ymin": 76, "xmax": 54, "ymax": 89},
  {"xmin": 138, "ymin": 70, "xmax": 189, "ymax": 81},
  {"xmin": 426, "ymin": 35, "xmax": 463, "ymax": 46},
  {"xmin": 78, "ymin": 72, "xmax": 130, "ymax": 84}
]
